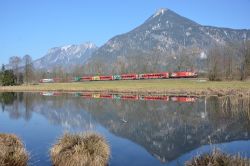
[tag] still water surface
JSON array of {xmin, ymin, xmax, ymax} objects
[{"xmin": 0, "ymin": 92, "xmax": 249, "ymax": 166}]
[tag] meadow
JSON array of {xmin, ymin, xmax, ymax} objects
[{"xmin": 0, "ymin": 79, "xmax": 249, "ymax": 96}]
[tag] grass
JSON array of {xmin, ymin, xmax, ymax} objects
[
  {"xmin": 50, "ymin": 132, "xmax": 110, "ymax": 166},
  {"xmin": 0, "ymin": 133, "xmax": 29, "ymax": 166},
  {"xmin": 0, "ymin": 79, "xmax": 250, "ymax": 96},
  {"xmin": 186, "ymin": 149, "xmax": 250, "ymax": 166}
]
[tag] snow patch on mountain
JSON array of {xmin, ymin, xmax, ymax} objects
[
  {"xmin": 34, "ymin": 42, "xmax": 98, "ymax": 70},
  {"xmin": 153, "ymin": 8, "xmax": 167, "ymax": 18},
  {"xmin": 61, "ymin": 45, "xmax": 72, "ymax": 51}
]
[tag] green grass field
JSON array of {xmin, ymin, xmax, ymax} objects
[{"xmin": 0, "ymin": 79, "xmax": 249, "ymax": 96}]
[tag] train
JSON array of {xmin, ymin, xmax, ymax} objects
[{"xmin": 39, "ymin": 71, "xmax": 198, "ymax": 83}]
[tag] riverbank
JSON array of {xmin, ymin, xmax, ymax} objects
[{"xmin": 0, "ymin": 79, "xmax": 249, "ymax": 96}]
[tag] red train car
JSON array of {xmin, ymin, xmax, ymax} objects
[
  {"xmin": 100, "ymin": 93, "xmax": 113, "ymax": 99},
  {"xmin": 100, "ymin": 75, "xmax": 113, "ymax": 81},
  {"xmin": 170, "ymin": 96, "xmax": 197, "ymax": 102},
  {"xmin": 81, "ymin": 76, "xmax": 92, "ymax": 81},
  {"xmin": 121, "ymin": 74, "xmax": 138, "ymax": 80},
  {"xmin": 121, "ymin": 95, "xmax": 139, "ymax": 100},
  {"xmin": 141, "ymin": 96, "xmax": 169, "ymax": 101},
  {"xmin": 170, "ymin": 72, "xmax": 197, "ymax": 78},
  {"xmin": 80, "ymin": 93, "xmax": 92, "ymax": 98},
  {"xmin": 139, "ymin": 72, "xmax": 169, "ymax": 79}
]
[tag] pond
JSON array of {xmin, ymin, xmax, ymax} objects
[{"xmin": 0, "ymin": 92, "xmax": 250, "ymax": 166}]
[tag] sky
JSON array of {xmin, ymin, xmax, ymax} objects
[{"xmin": 0, "ymin": 0, "xmax": 250, "ymax": 65}]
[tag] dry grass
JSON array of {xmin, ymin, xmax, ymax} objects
[
  {"xmin": 218, "ymin": 96, "xmax": 250, "ymax": 120},
  {"xmin": 50, "ymin": 132, "xmax": 110, "ymax": 166},
  {"xmin": 0, "ymin": 79, "xmax": 250, "ymax": 96},
  {"xmin": 186, "ymin": 149, "xmax": 250, "ymax": 166},
  {"xmin": 0, "ymin": 133, "xmax": 29, "ymax": 166}
]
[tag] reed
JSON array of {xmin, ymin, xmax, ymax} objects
[
  {"xmin": 0, "ymin": 133, "xmax": 29, "ymax": 166},
  {"xmin": 50, "ymin": 132, "xmax": 110, "ymax": 166},
  {"xmin": 186, "ymin": 149, "xmax": 250, "ymax": 166}
]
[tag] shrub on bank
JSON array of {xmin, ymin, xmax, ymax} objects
[
  {"xmin": 50, "ymin": 132, "xmax": 110, "ymax": 166},
  {"xmin": 0, "ymin": 133, "xmax": 29, "ymax": 166},
  {"xmin": 186, "ymin": 149, "xmax": 250, "ymax": 166}
]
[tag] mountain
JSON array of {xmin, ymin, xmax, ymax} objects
[
  {"xmin": 22, "ymin": 8, "xmax": 250, "ymax": 72},
  {"xmin": 88, "ymin": 8, "xmax": 250, "ymax": 73},
  {"xmin": 34, "ymin": 42, "xmax": 98, "ymax": 70}
]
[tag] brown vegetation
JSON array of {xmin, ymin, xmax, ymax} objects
[
  {"xmin": 186, "ymin": 149, "xmax": 250, "ymax": 166},
  {"xmin": 0, "ymin": 133, "xmax": 29, "ymax": 166},
  {"xmin": 50, "ymin": 132, "xmax": 110, "ymax": 166},
  {"xmin": 207, "ymin": 41, "xmax": 250, "ymax": 81}
]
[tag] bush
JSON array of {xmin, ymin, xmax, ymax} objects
[
  {"xmin": 50, "ymin": 132, "xmax": 110, "ymax": 166},
  {"xmin": 0, "ymin": 133, "xmax": 29, "ymax": 166},
  {"xmin": 186, "ymin": 149, "xmax": 250, "ymax": 166}
]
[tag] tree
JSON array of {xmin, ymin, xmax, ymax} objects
[
  {"xmin": 207, "ymin": 45, "xmax": 223, "ymax": 81},
  {"xmin": 206, "ymin": 41, "xmax": 249, "ymax": 81},
  {"xmin": 2, "ymin": 70, "xmax": 16, "ymax": 86},
  {"xmin": 23, "ymin": 54, "xmax": 34, "ymax": 84},
  {"xmin": 0, "ymin": 64, "xmax": 5, "ymax": 85},
  {"xmin": 1, "ymin": 64, "xmax": 5, "ymax": 72},
  {"xmin": 222, "ymin": 44, "xmax": 234, "ymax": 79},
  {"xmin": 238, "ymin": 41, "xmax": 250, "ymax": 80},
  {"xmin": 9, "ymin": 56, "xmax": 21, "ymax": 84}
]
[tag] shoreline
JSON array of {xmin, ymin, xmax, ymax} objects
[
  {"xmin": 0, "ymin": 88, "xmax": 249, "ymax": 97},
  {"xmin": 0, "ymin": 80, "xmax": 249, "ymax": 97}
]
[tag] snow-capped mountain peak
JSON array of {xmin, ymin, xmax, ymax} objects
[
  {"xmin": 34, "ymin": 42, "xmax": 98, "ymax": 70},
  {"xmin": 153, "ymin": 8, "xmax": 168, "ymax": 18}
]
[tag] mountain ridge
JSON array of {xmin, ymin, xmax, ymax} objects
[
  {"xmin": 14, "ymin": 8, "xmax": 250, "ymax": 72},
  {"xmin": 33, "ymin": 42, "xmax": 98, "ymax": 70}
]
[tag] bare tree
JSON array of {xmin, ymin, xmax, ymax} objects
[
  {"xmin": 9, "ymin": 56, "xmax": 21, "ymax": 84},
  {"xmin": 72, "ymin": 65, "xmax": 83, "ymax": 77},
  {"xmin": 238, "ymin": 41, "xmax": 250, "ymax": 80},
  {"xmin": 222, "ymin": 45, "xmax": 233, "ymax": 79},
  {"xmin": 207, "ymin": 45, "xmax": 223, "ymax": 81},
  {"xmin": 23, "ymin": 54, "xmax": 34, "ymax": 84}
]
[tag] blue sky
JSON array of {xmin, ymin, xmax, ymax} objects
[{"xmin": 0, "ymin": 0, "xmax": 250, "ymax": 64}]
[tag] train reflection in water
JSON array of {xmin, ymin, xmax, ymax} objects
[{"xmin": 40, "ymin": 92, "xmax": 197, "ymax": 103}]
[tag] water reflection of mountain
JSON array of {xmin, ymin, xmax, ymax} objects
[
  {"xmin": 0, "ymin": 93, "xmax": 250, "ymax": 162},
  {"xmin": 0, "ymin": 93, "xmax": 94, "ymax": 129},
  {"xmin": 79, "ymin": 97, "xmax": 250, "ymax": 162}
]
